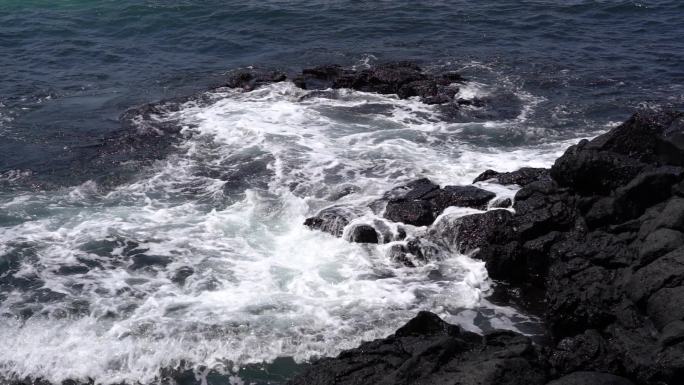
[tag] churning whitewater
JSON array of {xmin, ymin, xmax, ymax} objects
[{"xmin": 1, "ymin": 80, "xmax": 589, "ymax": 384}]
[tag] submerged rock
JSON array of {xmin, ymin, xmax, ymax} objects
[{"xmin": 288, "ymin": 311, "xmax": 548, "ymax": 385}]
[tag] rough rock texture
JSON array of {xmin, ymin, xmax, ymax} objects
[
  {"xmin": 546, "ymin": 372, "xmax": 635, "ymax": 385},
  {"xmin": 221, "ymin": 62, "xmax": 467, "ymax": 107},
  {"xmin": 473, "ymin": 167, "xmax": 551, "ymax": 187},
  {"xmin": 429, "ymin": 209, "xmax": 514, "ymax": 254},
  {"xmin": 223, "ymin": 68, "xmax": 287, "ymax": 91},
  {"xmin": 304, "ymin": 109, "xmax": 684, "ymax": 384},
  {"xmin": 471, "ymin": 110, "xmax": 684, "ymax": 385},
  {"xmin": 294, "ymin": 62, "xmax": 464, "ymax": 105},
  {"xmin": 304, "ymin": 206, "xmax": 360, "ymax": 237},
  {"xmin": 346, "ymin": 224, "xmax": 379, "ymax": 244},
  {"xmin": 382, "ymin": 178, "xmax": 496, "ymax": 226},
  {"xmin": 386, "ymin": 238, "xmax": 441, "ymax": 267},
  {"xmin": 288, "ymin": 311, "xmax": 548, "ymax": 385}
]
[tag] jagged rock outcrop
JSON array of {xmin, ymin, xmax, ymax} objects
[
  {"xmin": 468, "ymin": 110, "xmax": 684, "ymax": 384},
  {"xmin": 292, "ymin": 111, "xmax": 683, "ymax": 385},
  {"xmin": 222, "ymin": 62, "xmax": 468, "ymax": 106},
  {"xmin": 293, "ymin": 62, "xmax": 465, "ymax": 105},
  {"xmin": 288, "ymin": 311, "xmax": 549, "ymax": 385}
]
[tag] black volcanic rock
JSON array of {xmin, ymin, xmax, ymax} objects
[
  {"xmin": 384, "ymin": 199, "xmax": 436, "ymax": 226},
  {"xmin": 551, "ymin": 110, "xmax": 684, "ymax": 195},
  {"xmin": 469, "ymin": 110, "xmax": 684, "ymax": 385},
  {"xmin": 546, "ymin": 372, "xmax": 635, "ymax": 385},
  {"xmin": 473, "ymin": 167, "xmax": 550, "ymax": 187},
  {"xmin": 294, "ymin": 62, "xmax": 464, "ymax": 105},
  {"xmin": 429, "ymin": 209, "xmax": 514, "ymax": 254},
  {"xmin": 223, "ymin": 68, "xmax": 287, "ymax": 91},
  {"xmin": 382, "ymin": 179, "xmax": 496, "ymax": 226},
  {"xmin": 288, "ymin": 311, "xmax": 548, "ymax": 385},
  {"xmin": 385, "ymin": 177, "xmax": 441, "ymax": 200},
  {"xmin": 386, "ymin": 238, "xmax": 440, "ymax": 267},
  {"xmin": 346, "ymin": 224, "xmax": 379, "ymax": 244},
  {"xmin": 302, "ymin": 110, "xmax": 684, "ymax": 384},
  {"xmin": 426, "ymin": 185, "xmax": 496, "ymax": 211},
  {"xmin": 304, "ymin": 206, "xmax": 360, "ymax": 237}
]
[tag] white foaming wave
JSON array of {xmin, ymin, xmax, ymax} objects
[{"xmin": 0, "ymin": 81, "xmax": 588, "ymax": 384}]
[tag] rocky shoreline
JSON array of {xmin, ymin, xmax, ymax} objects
[
  {"xmin": 290, "ymin": 106, "xmax": 684, "ymax": 384},
  {"xmin": 8, "ymin": 63, "xmax": 683, "ymax": 385}
]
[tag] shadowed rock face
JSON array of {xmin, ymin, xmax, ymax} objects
[
  {"xmin": 469, "ymin": 110, "xmax": 684, "ymax": 384},
  {"xmin": 288, "ymin": 311, "xmax": 549, "ymax": 385},
  {"xmin": 346, "ymin": 224, "xmax": 379, "ymax": 244}
]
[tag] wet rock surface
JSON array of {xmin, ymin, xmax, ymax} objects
[
  {"xmin": 382, "ymin": 179, "xmax": 496, "ymax": 226},
  {"xmin": 473, "ymin": 167, "xmax": 551, "ymax": 187},
  {"xmin": 288, "ymin": 311, "xmax": 548, "ymax": 385},
  {"xmin": 346, "ymin": 224, "xmax": 379, "ymax": 244},
  {"xmin": 221, "ymin": 62, "xmax": 466, "ymax": 107},
  {"xmin": 471, "ymin": 110, "xmax": 684, "ymax": 384},
  {"xmin": 294, "ymin": 110, "xmax": 684, "ymax": 385},
  {"xmin": 293, "ymin": 62, "xmax": 464, "ymax": 105},
  {"xmin": 304, "ymin": 206, "xmax": 361, "ymax": 237}
]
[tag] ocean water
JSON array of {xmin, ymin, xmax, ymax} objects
[{"xmin": 1, "ymin": 1, "xmax": 683, "ymax": 384}]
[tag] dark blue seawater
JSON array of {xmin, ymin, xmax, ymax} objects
[
  {"xmin": 0, "ymin": 1, "xmax": 683, "ymax": 384},
  {"xmin": 2, "ymin": 0, "xmax": 683, "ymax": 184}
]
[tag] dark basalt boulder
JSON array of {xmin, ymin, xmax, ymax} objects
[
  {"xmin": 288, "ymin": 311, "xmax": 548, "ymax": 385},
  {"xmin": 382, "ymin": 179, "xmax": 497, "ymax": 226},
  {"xmin": 468, "ymin": 110, "xmax": 684, "ymax": 385},
  {"xmin": 384, "ymin": 177, "xmax": 441, "ymax": 201},
  {"xmin": 384, "ymin": 199, "xmax": 436, "ymax": 226},
  {"xmin": 473, "ymin": 167, "xmax": 551, "ymax": 187},
  {"xmin": 429, "ymin": 209, "xmax": 514, "ymax": 254},
  {"xmin": 294, "ymin": 62, "xmax": 464, "ymax": 105},
  {"xmin": 304, "ymin": 206, "xmax": 360, "ymax": 237},
  {"xmin": 346, "ymin": 224, "xmax": 379, "ymax": 244},
  {"xmin": 426, "ymin": 185, "xmax": 496, "ymax": 211},
  {"xmin": 551, "ymin": 110, "xmax": 684, "ymax": 195}
]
